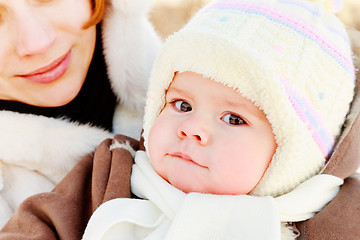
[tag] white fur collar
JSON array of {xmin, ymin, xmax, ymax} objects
[
  {"xmin": 102, "ymin": 0, "xmax": 161, "ymax": 115},
  {"xmin": 0, "ymin": 111, "xmax": 113, "ymax": 183}
]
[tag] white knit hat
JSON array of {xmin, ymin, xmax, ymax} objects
[{"xmin": 143, "ymin": 0, "xmax": 355, "ymax": 197}]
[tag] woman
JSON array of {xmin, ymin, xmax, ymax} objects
[{"xmin": 0, "ymin": 0, "xmax": 161, "ymax": 227}]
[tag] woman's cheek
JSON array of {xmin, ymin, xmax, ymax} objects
[{"xmin": 50, "ymin": 0, "xmax": 92, "ymax": 31}]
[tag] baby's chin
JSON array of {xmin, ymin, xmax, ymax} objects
[
  {"xmin": 159, "ymin": 171, "xmax": 254, "ymax": 195},
  {"xmin": 173, "ymin": 182, "xmax": 253, "ymax": 195},
  {"xmin": 169, "ymin": 179, "xmax": 212, "ymax": 194},
  {"xmin": 164, "ymin": 176, "xmax": 197, "ymax": 194}
]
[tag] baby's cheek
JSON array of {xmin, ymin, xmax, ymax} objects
[
  {"xmin": 151, "ymin": 158, "xmax": 169, "ymax": 184},
  {"xmin": 147, "ymin": 123, "xmax": 166, "ymax": 169}
]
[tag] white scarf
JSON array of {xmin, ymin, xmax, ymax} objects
[{"xmin": 83, "ymin": 151, "xmax": 343, "ymax": 240}]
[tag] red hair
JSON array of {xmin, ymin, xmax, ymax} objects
[{"xmin": 84, "ymin": 0, "xmax": 105, "ymax": 28}]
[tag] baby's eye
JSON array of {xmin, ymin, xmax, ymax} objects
[
  {"xmin": 173, "ymin": 100, "xmax": 192, "ymax": 112},
  {"xmin": 222, "ymin": 113, "xmax": 246, "ymax": 125}
]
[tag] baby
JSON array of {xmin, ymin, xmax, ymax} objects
[
  {"xmin": 83, "ymin": 0, "xmax": 355, "ymax": 239},
  {"xmin": 148, "ymin": 71, "xmax": 277, "ymax": 196}
]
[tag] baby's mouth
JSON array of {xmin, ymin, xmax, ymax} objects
[
  {"xmin": 169, "ymin": 152, "xmax": 207, "ymax": 168},
  {"xmin": 170, "ymin": 152, "xmax": 193, "ymax": 161}
]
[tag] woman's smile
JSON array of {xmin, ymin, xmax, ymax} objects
[
  {"xmin": 0, "ymin": 0, "xmax": 96, "ymax": 106},
  {"xmin": 17, "ymin": 50, "xmax": 71, "ymax": 84}
]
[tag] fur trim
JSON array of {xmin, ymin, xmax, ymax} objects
[
  {"xmin": 110, "ymin": 140, "xmax": 136, "ymax": 157},
  {"xmin": 103, "ymin": 0, "xmax": 162, "ymax": 115},
  {"xmin": 281, "ymin": 223, "xmax": 298, "ymax": 240},
  {"xmin": 112, "ymin": 103, "xmax": 143, "ymax": 139},
  {"xmin": 0, "ymin": 111, "xmax": 113, "ymax": 183}
]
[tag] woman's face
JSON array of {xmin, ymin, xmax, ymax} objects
[{"xmin": 0, "ymin": 0, "xmax": 96, "ymax": 107}]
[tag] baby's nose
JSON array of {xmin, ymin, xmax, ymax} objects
[{"xmin": 177, "ymin": 123, "xmax": 209, "ymax": 145}]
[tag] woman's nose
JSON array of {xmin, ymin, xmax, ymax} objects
[
  {"xmin": 15, "ymin": 11, "xmax": 56, "ymax": 56},
  {"xmin": 177, "ymin": 119, "xmax": 209, "ymax": 145}
]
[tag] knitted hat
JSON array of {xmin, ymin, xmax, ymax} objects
[{"xmin": 143, "ymin": 0, "xmax": 355, "ymax": 197}]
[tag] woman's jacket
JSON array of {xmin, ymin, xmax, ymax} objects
[{"xmin": 0, "ymin": 0, "xmax": 161, "ymax": 228}]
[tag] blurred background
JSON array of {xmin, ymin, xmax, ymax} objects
[{"xmin": 150, "ymin": 0, "xmax": 360, "ymax": 39}]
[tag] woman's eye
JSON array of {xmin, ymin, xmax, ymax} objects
[
  {"xmin": 173, "ymin": 100, "xmax": 192, "ymax": 112},
  {"xmin": 222, "ymin": 113, "xmax": 246, "ymax": 125}
]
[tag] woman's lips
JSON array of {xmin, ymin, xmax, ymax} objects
[{"xmin": 18, "ymin": 51, "xmax": 71, "ymax": 84}]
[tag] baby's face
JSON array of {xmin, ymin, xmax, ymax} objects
[{"xmin": 148, "ymin": 72, "xmax": 277, "ymax": 195}]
